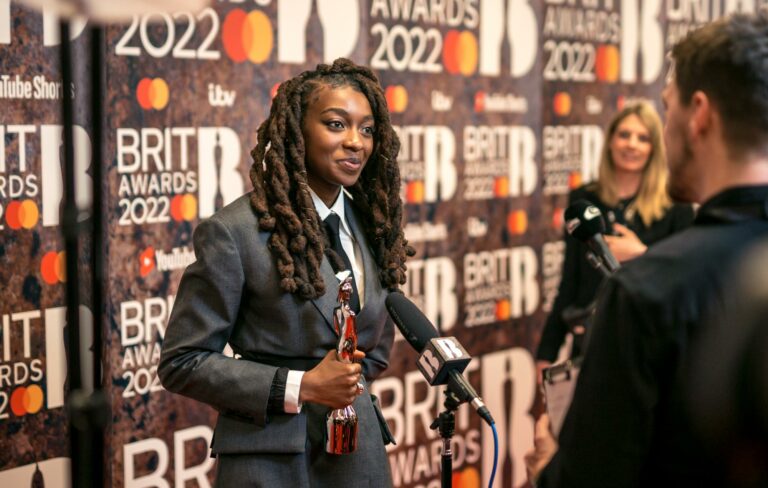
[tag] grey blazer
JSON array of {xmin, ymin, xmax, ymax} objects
[{"xmin": 159, "ymin": 193, "xmax": 394, "ymax": 487}]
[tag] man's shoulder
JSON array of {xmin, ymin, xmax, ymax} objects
[{"xmin": 615, "ymin": 221, "xmax": 768, "ymax": 303}]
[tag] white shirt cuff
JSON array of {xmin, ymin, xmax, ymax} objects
[{"xmin": 284, "ymin": 370, "xmax": 305, "ymax": 414}]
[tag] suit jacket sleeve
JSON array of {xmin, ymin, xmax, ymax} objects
[
  {"xmin": 158, "ymin": 216, "xmax": 277, "ymax": 427},
  {"xmin": 361, "ymin": 314, "xmax": 394, "ymax": 382},
  {"xmin": 538, "ymin": 275, "xmax": 667, "ymax": 487}
]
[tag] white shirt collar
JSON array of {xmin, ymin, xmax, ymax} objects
[{"xmin": 309, "ymin": 187, "xmax": 353, "ymax": 236}]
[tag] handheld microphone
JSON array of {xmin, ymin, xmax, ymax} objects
[
  {"xmin": 385, "ymin": 293, "xmax": 495, "ymax": 425},
  {"xmin": 564, "ymin": 199, "xmax": 621, "ymax": 274}
]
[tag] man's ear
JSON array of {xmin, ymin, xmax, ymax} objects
[{"xmin": 688, "ymin": 90, "xmax": 713, "ymax": 140}]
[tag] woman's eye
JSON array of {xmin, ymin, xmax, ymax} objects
[
  {"xmin": 617, "ymin": 131, "xmax": 631, "ymax": 139},
  {"xmin": 326, "ymin": 120, "xmax": 344, "ymax": 129},
  {"xmin": 638, "ymin": 135, "xmax": 651, "ymax": 144},
  {"xmin": 361, "ymin": 126, "xmax": 375, "ymax": 136}
]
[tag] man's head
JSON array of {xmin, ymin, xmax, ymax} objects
[{"xmin": 663, "ymin": 12, "xmax": 768, "ymax": 202}]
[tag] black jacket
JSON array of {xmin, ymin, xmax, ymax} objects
[
  {"xmin": 539, "ymin": 185, "xmax": 768, "ymax": 487},
  {"xmin": 536, "ymin": 185, "xmax": 694, "ymax": 362}
]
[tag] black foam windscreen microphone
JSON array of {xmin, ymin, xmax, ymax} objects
[
  {"xmin": 385, "ymin": 293, "xmax": 495, "ymax": 426},
  {"xmin": 385, "ymin": 292, "xmax": 438, "ymax": 351},
  {"xmin": 564, "ymin": 199, "xmax": 621, "ymax": 274}
]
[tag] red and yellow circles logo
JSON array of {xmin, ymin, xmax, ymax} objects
[
  {"xmin": 507, "ymin": 209, "xmax": 528, "ymax": 235},
  {"xmin": 553, "ymin": 92, "xmax": 572, "ymax": 117},
  {"xmin": 553, "ymin": 206, "xmax": 565, "ymax": 230},
  {"xmin": 136, "ymin": 78, "xmax": 169, "ymax": 110},
  {"xmin": 568, "ymin": 170, "xmax": 582, "ymax": 190},
  {"xmin": 41, "ymin": 251, "xmax": 66, "ymax": 285},
  {"xmin": 10, "ymin": 385, "xmax": 44, "ymax": 417},
  {"xmin": 452, "ymin": 467, "xmax": 480, "ymax": 488},
  {"xmin": 493, "ymin": 176, "xmax": 509, "ymax": 197},
  {"xmin": 473, "ymin": 91, "xmax": 486, "ymax": 112},
  {"xmin": 495, "ymin": 299, "xmax": 511, "ymax": 321},
  {"xmin": 405, "ymin": 181, "xmax": 424, "ymax": 204},
  {"xmin": 170, "ymin": 194, "xmax": 198, "ymax": 222},
  {"xmin": 443, "ymin": 30, "xmax": 478, "ymax": 76},
  {"xmin": 4, "ymin": 199, "xmax": 39, "ymax": 229},
  {"xmin": 222, "ymin": 9, "xmax": 273, "ymax": 64},
  {"xmin": 385, "ymin": 85, "xmax": 408, "ymax": 113},
  {"xmin": 595, "ymin": 45, "xmax": 619, "ymax": 83},
  {"xmin": 270, "ymin": 82, "xmax": 281, "ymax": 100},
  {"xmin": 616, "ymin": 95, "xmax": 626, "ymax": 111}
]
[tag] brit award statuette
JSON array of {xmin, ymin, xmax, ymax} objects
[{"xmin": 325, "ymin": 275, "xmax": 359, "ymax": 454}]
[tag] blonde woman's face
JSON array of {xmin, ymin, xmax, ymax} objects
[{"xmin": 609, "ymin": 114, "xmax": 653, "ymax": 175}]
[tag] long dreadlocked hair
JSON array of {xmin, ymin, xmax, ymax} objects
[{"xmin": 249, "ymin": 58, "xmax": 415, "ymax": 300}]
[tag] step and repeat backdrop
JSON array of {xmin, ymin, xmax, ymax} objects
[{"xmin": 1, "ymin": 1, "xmax": 763, "ymax": 487}]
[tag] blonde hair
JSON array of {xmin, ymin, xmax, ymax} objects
[{"xmin": 595, "ymin": 100, "xmax": 671, "ymax": 227}]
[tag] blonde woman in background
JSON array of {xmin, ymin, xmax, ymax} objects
[{"xmin": 536, "ymin": 101, "xmax": 694, "ymax": 375}]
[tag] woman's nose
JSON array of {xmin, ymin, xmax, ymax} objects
[{"xmin": 343, "ymin": 131, "xmax": 363, "ymax": 150}]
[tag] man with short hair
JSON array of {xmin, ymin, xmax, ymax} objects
[{"xmin": 526, "ymin": 12, "xmax": 768, "ymax": 487}]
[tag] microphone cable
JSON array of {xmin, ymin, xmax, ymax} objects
[{"xmin": 489, "ymin": 421, "xmax": 499, "ymax": 488}]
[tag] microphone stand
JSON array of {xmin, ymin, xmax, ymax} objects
[
  {"xmin": 59, "ymin": 22, "xmax": 109, "ymax": 488},
  {"xmin": 431, "ymin": 389, "xmax": 462, "ymax": 488}
]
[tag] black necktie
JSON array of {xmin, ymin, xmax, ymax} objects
[{"xmin": 324, "ymin": 213, "xmax": 361, "ymax": 314}]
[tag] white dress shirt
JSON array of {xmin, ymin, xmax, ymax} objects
[{"xmin": 284, "ymin": 188, "xmax": 365, "ymax": 413}]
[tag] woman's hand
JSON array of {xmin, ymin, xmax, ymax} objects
[
  {"xmin": 300, "ymin": 349, "xmax": 366, "ymax": 408},
  {"xmin": 604, "ymin": 223, "xmax": 647, "ymax": 262}
]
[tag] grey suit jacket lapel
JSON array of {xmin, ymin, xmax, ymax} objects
[
  {"xmin": 311, "ymin": 257, "xmax": 341, "ymax": 335},
  {"xmin": 344, "ymin": 198, "xmax": 380, "ymax": 320}
]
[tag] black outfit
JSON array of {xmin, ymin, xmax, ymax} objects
[
  {"xmin": 536, "ymin": 184, "xmax": 694, "ymax": 362},
  {"xmin": 538, "ymin": 185, "xmax": 768, "ymax": 487}
]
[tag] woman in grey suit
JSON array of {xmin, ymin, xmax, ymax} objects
[{"xmin": 159, "ymin": 59, "xmax": 413, "ymax": 487}]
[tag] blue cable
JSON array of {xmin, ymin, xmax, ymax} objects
[{"xmin": 489, "ymin": 422, "xmax": 498, "ymax": 488}]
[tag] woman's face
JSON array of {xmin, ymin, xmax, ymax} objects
[
  {"xmin": 609, "ymin": 114, "xmax": 653, "ymax": 175},
  {"xmin": 302, "ymin": 84, "xmax": 375, "ymax": 206}
]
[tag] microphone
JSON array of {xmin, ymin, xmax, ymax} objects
[
  {"xmin": 385, "ymin": 293, "xmax": 495, "ymax": 425},
  {"xmin": 564, "ymin": 199, "xmax": 620, "ymax": 274}
]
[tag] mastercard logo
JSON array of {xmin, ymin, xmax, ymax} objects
[
  {"xmin": 139, "ymin": 247, "xmax": 156, "ymax": 277},
  {"xmin": 595, "ymin": 45, "xmax": 619, "ymax": 83},
  {"xmin": 136, "ymin": 78, "xmax": 169, "ymax": 110},
  {"xmin": 385, "ymin": 85, "xmax": 408, "ymax": 113},
  {"xmin": 473, "ymin": 91, "xmax": 486, "ymax": 112},
  {"xmin": 495, "ymin": 299, "xmax": 511, "ymax": 321},
  {"xmin": 222, "ymin": 9, "xmax": 273, "ymax": 64},
  {"xmin": 10, "ymin": 385, "xmax": 44, "ymax": 416},
  {"xmin": 493, "ymin": 176, "xmax": 509, "ymax": 197},
  {"xmin": 270, "ymin": 82, "xmax": 281, "ymax": 100},
  {"xmin": 443, "ymin": 30, "xmax": 478, "ymax": 76},
  {"xmin": 170, "ymin": 194, "xmax": 198, "ymax": 222},
  {"xmin": 553, "ymin": 92, "xmax": 572, "ymax": 117},
  {"xmin": 553, "ymin": 206, "xmax": 565, "ymax": 230},
  {"xmin": 568, "ymin": 171, "xmax": 582, "ymax": 190},
  {"xmin": 507, "ymin": 209, "xmax": 528, "ymax": 235},
  {"xmin": 4, "ymin": 199, "xmax": 39, "ymax": 229},
  {"xmin": 405, "ymin": 181, "xmax": 424, "ymax": 204},
  {"xmin": 41, "ymin": 251, "xmax": 66, "ymax": 285},
  {"xmin": 452, "ymin": 467, "xmax": 480, "ymax": 488}
]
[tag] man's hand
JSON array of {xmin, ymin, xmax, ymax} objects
[
  {"xmin": 525, "ymin": 414, "xmax": 559, "ymax": 486},
  {"xmin": 300, "ymin": 349, "xmax": 366, "ymax": 408},
  {"xmin": 604, "ymin": 223, "xmax": 647, "ymax": 262}
]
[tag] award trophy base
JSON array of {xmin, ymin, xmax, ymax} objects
[{"xmin": 326, "ymin": 405, "xmax": 359, "ymax": 454}]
